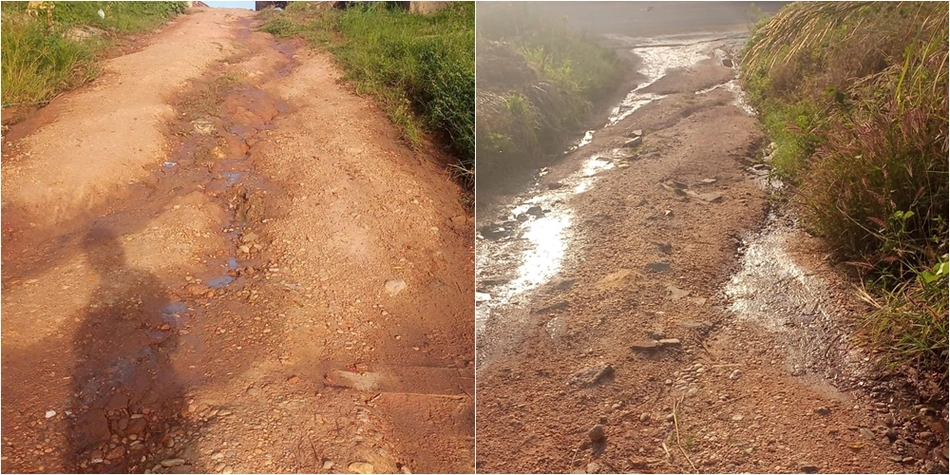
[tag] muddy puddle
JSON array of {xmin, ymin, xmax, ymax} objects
[{"xmin": 476, "ymin": 33, "xmax": 752, "ymax": 339}]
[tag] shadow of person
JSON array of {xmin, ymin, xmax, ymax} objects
[{"xmin": 68, "ymin": 227, "xmax": 187, "ymax": 473}]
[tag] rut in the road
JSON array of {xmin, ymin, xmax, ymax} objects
[{"xmin": 1, "ymin": 7, "xmax": 474, "ymax": 474}]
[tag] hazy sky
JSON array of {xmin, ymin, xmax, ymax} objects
[{"xmin": 205, "ymin": 1, "xmax": 255, "ymax": 10}]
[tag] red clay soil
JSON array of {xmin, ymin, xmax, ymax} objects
[
  {"xmin": 1, "ymin": 7, "xmax": 473, "ymax": 474},
  {"xmin": 474, "ymin": 46, "xmax": 948, "ymax": 474}
]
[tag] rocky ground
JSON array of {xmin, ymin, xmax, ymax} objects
[
  {"xmin": 1, "ymin": 7, "xmax": 473, "ymax": 474},
  {"xmin": 474, "ymin": 36, "xmax": 949, "ymax": 474}
]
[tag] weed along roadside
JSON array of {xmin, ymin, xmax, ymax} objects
[
  {"xmin": 2, "ymin": 2, "xmax": 474, "ymax": 473},
  {"xmin": 474, "ymin": 1, "xmax": 948, "ymax": 473},
  {"xmin": 0, "ymin": 1, "xmax": 187, "ymax": 123},
  {"xmin": 742, "ymin": 1, "xmax": 949, "ymax": 410},
  {"xmin": 260, "ymin": 1, "xmax": 476, "ymax": 189}
]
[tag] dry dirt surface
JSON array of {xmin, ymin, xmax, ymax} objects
[
  {"xmin": 1, "ymin": 7, "xmax": 474, "ymax": 474},
  {"xmin": 475, "ymin": 35, "xmax": 948, "ymax": 474}
]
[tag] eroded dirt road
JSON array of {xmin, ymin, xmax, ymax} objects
[
  {"xmin": 2, "ymin": 7, "xmax": 474, "ymax": 474},
  {"xmin": 475, "ymin": 30, "xmax": 948, "ymax": 474}
]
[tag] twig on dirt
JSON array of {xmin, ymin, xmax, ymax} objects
[
  {"xmin": 568, "ymin": 447, "xmax": 580, "ymax": 472},
  {"xmin": 709, "ymin": 363, "xmax": 743, "ymax": 369},
  {"xmin": 661, "ymin": 441, "xmax": 672, "ymax": 460},
  {"xmin": 672, "ymin": 394, "xmax": 698, "ymax": 473},
  {"xmin": 825, "ymin": 333, "xmax": 844, "ymax": 358}
]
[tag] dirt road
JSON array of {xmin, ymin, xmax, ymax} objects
[
  {"xmin": 475, "ymin": 29, "xmax": 947, "ymax": 475},
  {"xmin": 1, "ymin": 7, "xmax": 474, "ymax": 474}
]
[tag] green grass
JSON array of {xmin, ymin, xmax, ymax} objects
[
  {"xmin": 1, "ymin": 1, "xmax": 186, "ymax": 107},
  {"xmin": 741, "ymin": 1, "xmax": 949, "ymax": 383},
  {"xmin": 261, "ymin": 2, "xmax": 475, "ymax": 186}
]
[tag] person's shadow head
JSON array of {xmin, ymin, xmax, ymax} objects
[{"xmin": 82, "ymin": 227, "xmax": 126, "ymax": 277}]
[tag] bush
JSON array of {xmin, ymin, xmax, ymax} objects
[{"xmin": 741, "ymin": 1, "xmax": 949, "ymax": 381}]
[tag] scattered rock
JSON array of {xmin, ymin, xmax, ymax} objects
[
  {"xmin": 105, "ymin": 446, "xmax": 125, "ymax": 460},
  {"xmin": 722, "ymin": 58, "xmax": 734, "ymax": 68},
  {"xmin": 647, "ymin": 262, "xmax": 671, "ymax": 273},
  {"xmin": 639, "ymin": 413, "xmax": 650, "ymax": 423},
  {"xmin": 384, "ymin": 279, "xmax": 407, "ymax": 296},
  {"xmin": 588, "ymin": 424, "xmax": 606, "ymax": 442},
  {"xmin": 686, "ymin": 388, "xmax": 699, "ymax": 397},
  {"xmin": 44, "ymin": 410, "xmax": 56, "ymax": 419},
  {"xmin": 161, "ymin": 458, "xmax": 186, "ymax": 468},
  {"xmin": 586, "ymin": 462, "xmax": 601, "ymax": 473},
  {"xmin": 348, "ymin": 461, "xmax": 375, "ymax": 474},
  {"xmin": 323, "ymin": 460, "xmax": 335, "ymax": 470},
  {"xmin": 570, "ymin": 364, "xmax": 614, "ymax": 387},
  {"xmin": 658, "ymin": 339, "xmax": 681, "ymax": 347},
  {"xmin": 859, "ymin": 428, "xmax": 876, "ymax": 440},
  {"xmin": 192, "ymin": 118, "xmax": 215, "ymax": 135},
  {"xmin": 699, "ymin": 178, "xmax": 717, "ymax": 184},
  {"xmin": 649, "ymin": 330, "xmax": 666, "ymax": 340},
  {"xmin": 287, "ymin": 376, "xmax": 300, "ymax": 385},
  {"xmin": 919, "ymin": 431, "xmax": 934, "ymax": 441},
  {"xmin": 623, "ymin": 136, "xmax": 642, "ymax": 148},
  {"xmin": 678, "ymin": 321, "xmax": 713, "ymax": 333},
  {"xmin": 666, "ymin": 285, "xmax": 690, "ymax": 299},
  {"xmin": 685, "ymin": 190, "xmax": 724, "ymax": 203},
  {"xmin": 800, "ymin": 462, "xmax": 819, "ymax": 473},
  {"xmin": 728, "ymin": 369, "xmax": 742, "ymax": 380},
  {"xmin": 813, "ymin": 406, "xmax": 830, "ymax": 416},
  {"xmin": 525, "ymin": 206, "xmax": 544, "ymax": 217},
  {"xmin": 630, "ymin": 341, "xmax": 661, "ymax": 351}
]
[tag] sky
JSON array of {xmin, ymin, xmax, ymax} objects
[{"xmin": 204, "ymin": 1, "xmax": 255, "ymax": 10}]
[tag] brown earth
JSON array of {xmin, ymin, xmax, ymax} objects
[
  {"xmin": 1, "ymin": 6, "xmax": 474, "ymax": 474},
  {"xmin": 474, "ymin": 45, "xmax": 948, "ymax": 474}
]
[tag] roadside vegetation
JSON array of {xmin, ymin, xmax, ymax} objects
[
  {"xmin": 260, "ymin": 2, "xmax": 475, "ymax": 186},
  {"xmin": 1, "ymin": 1, "xmax": 186, "ymax": 108},
  {"xmin": 475, "ymin": 2, "xmax": 623, "ymax": 181},
  {"xmin": 741, "ymin": 1, "xmax": 949, "ymax": 392}
]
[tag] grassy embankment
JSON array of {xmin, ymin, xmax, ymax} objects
[
  {"xmin": 475, "ymin": 3, "xmax": 623, "ymax": 179},
  {"xmin": 1, "ymin": 1, "xmax": 186, "ymax": 108},
  {"xmin": 260, "ymin": 2, "xmax": 475, "ymax": 186},
  {"xmin": 741, "ymin": 2, "xmax": 949, "ymax": 391}
]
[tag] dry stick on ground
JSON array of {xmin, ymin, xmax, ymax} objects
[{"xmin": 672, "ymin": 394, "xmax": 698, "ymax": 472}]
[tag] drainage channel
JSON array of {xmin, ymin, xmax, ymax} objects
[{"xmin": 475, "ymin": 32, "xmax": 754, "ymax": 343}]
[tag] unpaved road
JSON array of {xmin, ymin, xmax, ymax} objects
[
  {"xmin": 475, "ymin": 26, "xmax": 948, "ymax": 475},
  {"xmin": 2, "ymin": 7, "xmax": 474, "ymax": 474}
]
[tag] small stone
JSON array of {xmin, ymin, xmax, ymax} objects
[
  {"xmin": 800, "ymin": 463, "xmax": 819, "ymax": 473},
  {"xmin": 214, "ymin": 463, "xmax": 226, "ymax": 472},
  {"xmin": 161, "ymin": 458, "xmax": 186, "ymax": 467},
  {"xmin": 44, "ymin": 410, "xmax": 56, "ymax": 419},
  {"xmin": 588, "ymin": 424, "xmax": 606, "ymax": 442},
  {"xmin": 813, "ymin": 406, "xmax": 831, "ymax": 416},
  {"xmin": 686, "ymin": 388, "xmax": 698, "ymax": 397},
  {"xmin": 664, "ymin": 379, "xmax": 673, "ymax": 385},
  {"xmin": 348, "ymin": 461, "xmax": 375, "ymax": 474},
  {"xmin": 901, "ymin": 457, "xmax": 915, "ymax": 464},
  {"xmin": 104, "ymin": 446, "xmax": 125, "ymax": 460},
  {"xmin": 732, "ymin": 414, "xmax": 744, "ymax": 421},
  {"xmin": 247, "ymin": 387, "xmax": 260, "ymax": 396},
  {"xmin": 323, "ymin": 460, "xmax": 334, "ymax": 470},
  {"xmin": 287, "ymin": 376, "xmax": 300, "ymax": 384},
  {"xmin": 586, "ymin": 462, "xmax": 601, "ymax": 473},
  {"xmin": 639, "ymin": 413, "xmax": 650, "ymax": 423},
  {"xmin": 919, "ymin": 431, "xmax": 934, "ymax": 440},
  {"xmin": 859, "ymin": 428, "xmax": 876, "ymax": 440},
  {"xmin": 384, "ymin": 279, "xmax": 407, "ymax": 297},
  {"xmin": 658, "ymin": 338, "xmax": 681, "ymax": 346},
  {"xmin": 729, "ymin": 369, "xmax": 742, "ymax": 380}
]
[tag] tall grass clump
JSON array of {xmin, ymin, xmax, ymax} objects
[
  {"xmin": 1, "ymin": 1, "xmax": 186, "ymax": 107},
  {"xmin": 741, "ymin": 1, "xmax": 949, "ymax": 386},
  {"xmin": 261, "ymin": 2, "xmax": 475, "ymax": 186}
]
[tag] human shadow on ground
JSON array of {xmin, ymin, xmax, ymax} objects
[{"xmin": 68, "ymin": 227, "xmax": 188, "ymax": 473}]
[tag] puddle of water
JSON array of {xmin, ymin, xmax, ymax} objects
[
  {"xmin": 206, "ymin": 275, "xmax": 234, "ymax": 288},
  {"xmin": 695, "ymin": 79, "xmax": 756, "ymax": 115}
]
